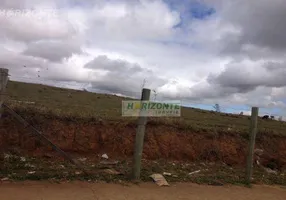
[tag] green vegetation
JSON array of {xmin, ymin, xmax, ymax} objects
[{"xmin": 5, "ymin": 81, "xmax": 286, "ymax": 136}]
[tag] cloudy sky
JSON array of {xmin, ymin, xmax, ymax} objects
[{"xmin": 1, "ymin": 0, "xmax": 286, "ymax": 117}]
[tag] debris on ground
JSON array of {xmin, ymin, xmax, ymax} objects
[
  {"xmin": 28, "ymin": 171, "xmax": 36, "ymax": 174},
  {"xmin": 24, "ymin": 163, "xmax": 35, "ymax": 168},
  {"xmin": 43, "ymin": 153, "xmax": 53, "ymax": 159},
  {"xmin": 75, "ymin": 171, "xmax": 82, "ymax": 175},
  {"xmin": 1, "ymin": 177, "xmax": 9, "ymax": 181},
  {"xmin": 163, "ymin": 172, "xmax": 172, "ymax": 176},
  {"xmin": 4, "ymin": 153, "xmax": 12, "ymax": 159},
  {"xmin": 78, "ymin": 158, "xmax": 87, "ymax": 162},
  {"xmin": 20, "ymin": 157, "xmax": 26, "ymax": 162},
  {"xmin": 188, "ymin": 170, "xmax": 201, "ymax": 175},
  {"xmin": 102, "ymin": 154, "xmax": 109, "ymax": 159},
  {"xmin": 100, "ymin": 161, "xmax": 119, "ymax": 165},
  {"xmin": 59, "ymin": 165, "xmax": 65, "ymax": 169},
  {"xmin": 254, "ymin": 149, "xmax": 264, "ymax": 166},
  {"xmin": 103, "ymin": 169, "xmax": 122, "ymax": 175},
  {"xmin": 264, "ymin": 167, "xmax": 278, "ymax": 175},
  {"xmin": 254, "ymin": 149, "xmax": 264, "ymax": 156},
  {"xmin": 150, "ymin": 174, "xmax": 169, "ymax": 186}
]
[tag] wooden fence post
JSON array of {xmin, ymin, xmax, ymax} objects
[
  {"xmin": 246, "ymin": 106, "xmax": 259, "ymax": 185},
  {"xmin": 132, "ymin": 88, "xmax": 151, "ymax": 180},
  {"xmin": 0, "ymin": 68, "xmax": 9, "ymax": 118}
]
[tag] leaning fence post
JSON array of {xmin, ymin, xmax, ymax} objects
[
  {"xmin": 0, "ymin": 68, "xmax": 8, "ymax": 119},
  {"xmin": 132, "ymin": 88, "xmax": 151, "ymax": 180},
  {"xmin": 246, "ymin": 106, "xmax": 259, "ymax": 186}
]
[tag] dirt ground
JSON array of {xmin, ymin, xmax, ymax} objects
[{"xmin": 0, "ymin": 181, "xmax": 285, "ymax": 200}]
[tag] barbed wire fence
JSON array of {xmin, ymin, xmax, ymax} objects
[
  {"xmin": 2, "ymin": 68, "xmax": 286, "ymax": 184},
  {"xmin": 0, "ymin": 69, "xmax": 89, "ymax": 174}
]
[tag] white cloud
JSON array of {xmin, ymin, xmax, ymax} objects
[
  {"xmin": 88, "ymin": 0, "xmax": 180, "ymax": 40},
  {"xmin": 0, "ymin": 10, "xmax": 75, "ymax": 42}
]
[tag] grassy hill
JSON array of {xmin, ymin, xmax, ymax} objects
[
  {"xmin": 2, "ymin": 81, "xmax": 286, "ymax": 186},
  {"xmin": 4, "ymin": 81, "xmax": 286, "ymax": 136}
]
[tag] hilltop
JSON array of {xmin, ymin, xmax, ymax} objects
[
  {"xmin": 1, "ymin": 81, "xmax": 286, "ymax": 185},
  {"xmin": 4, "ymin": 81, "xmax": 286, "ymax": 136}
]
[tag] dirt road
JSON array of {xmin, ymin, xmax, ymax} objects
[{"xmin": 0, "ymin": 181, "xmax": 285, "ymax": 200}]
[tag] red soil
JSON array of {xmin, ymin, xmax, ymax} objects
[{"xmin": 1, "ymin": 115, "xmax": 286, "ymax": 169}]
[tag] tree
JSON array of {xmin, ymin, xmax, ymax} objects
[{"xmin": 213, "ymin": 104, "xmax": 221, "ymax": 112}]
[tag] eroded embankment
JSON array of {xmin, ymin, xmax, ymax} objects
[{"xmin": 1, "ymin": 111, "xmax": 286, "ymax": 169}]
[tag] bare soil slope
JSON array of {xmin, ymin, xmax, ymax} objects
[
  {"xmin": 1, "ymin": 81, "xmax": 286, "ymax": 168},
  {"xmin": 1, "ymin": 108, "xmax": 286, "ymax": 170}
]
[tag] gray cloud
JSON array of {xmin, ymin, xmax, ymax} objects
[
  {"xmin": 84, "ymin": 55, "xmax": 167, "ymax": 97},
  {"xmin": 84, "ymin": 55, "xmax": 146, "ymax": 73},
  {"xmin": 209, "ymin": 61, "xmax": 286, "ymax": 90},
  {"xmin": 23, "ymin": 40, "xmax": 82, "ymax": 62},
  {"xmin": 181, "ymin": 60, "xmax": 286, "ymax": 106},
  {"xmin": 0, "ymin": 47, "xmax": 47, "ymax": 68},
  {"xmin": 213, "ymin": 0, "xmax": 286, "ymax": 59}
]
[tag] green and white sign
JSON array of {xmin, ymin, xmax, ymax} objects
[{"xmin": 122, "ymin": 100, "xmax": 181, "ymax": 117}]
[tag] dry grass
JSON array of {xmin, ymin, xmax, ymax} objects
[
  {"xmin": 1, "ymin": 153, "xmax": 286, "ymax": 185},
  {"xmin": 5, "ymin": 80, "xmax": 286, "ymax": 136},
  {"xmin": 2, "ymin": 81, "xmax": 286, "ymax": 185}
]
